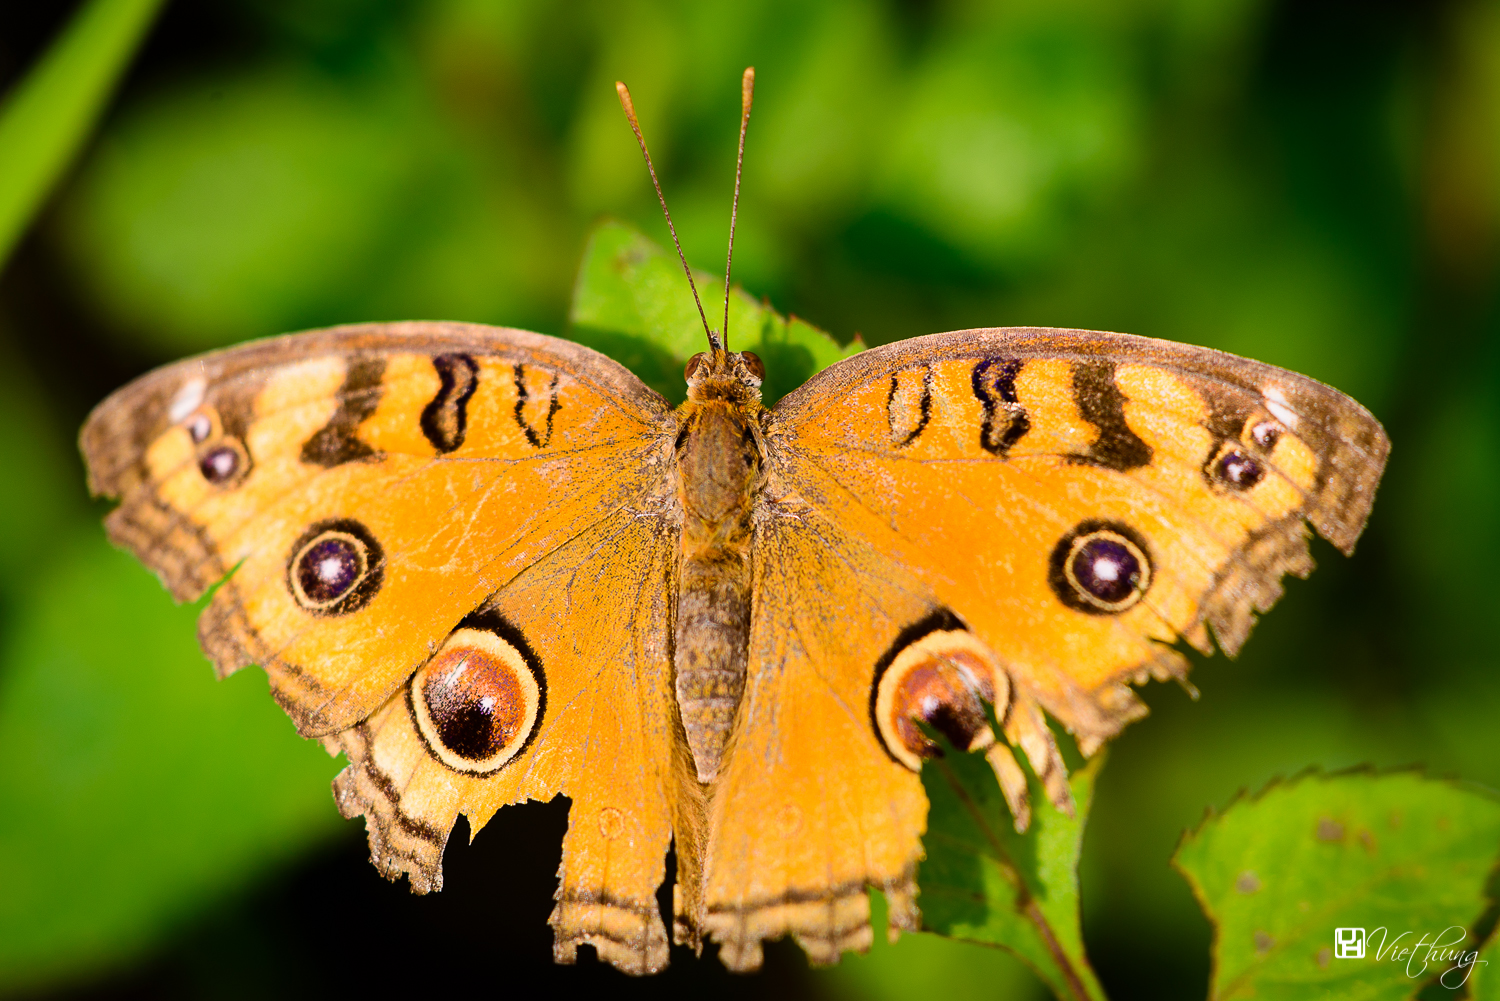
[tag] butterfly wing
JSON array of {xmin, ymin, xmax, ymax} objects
[
  {"xmin": 82, "ymin": 321, "xmax": 691, "ymax": 973},
  {"xmin": 766, "ymin": 326, "xmax": 1387, "ymax": 748},
  {"xmin": 699, "ymin": 326, "xmax": 1387, "ymax": 964}
]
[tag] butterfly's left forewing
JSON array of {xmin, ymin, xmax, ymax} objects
[
  {"xmin": 765, "ymin": 326, "xmax": 1388, "ymax": 756},
  {"xmin": 83, "ymin": 323, "xmax": 671, "ymax": 734}
]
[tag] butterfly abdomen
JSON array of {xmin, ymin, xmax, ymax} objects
[{"xmin": 674, "ymin": 399, "xmax": 763, "ymax": 784}]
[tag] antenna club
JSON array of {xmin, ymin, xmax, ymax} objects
[
  {"xmin": 741, "ymin": 67, "xmax": 755, "ymax": 112},
  {"xmin": 615, "ymin": 82, "xmax": 636, "ymax": 118}
]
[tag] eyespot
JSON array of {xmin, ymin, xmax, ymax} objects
[
  {"xmin": 184, "ymin": 412, "xmax": 213, "ymax": 444},
  {"xmin": 199, "ymin": 445, "xmax": 241, "ymax": 482},
  {"xmin": 684, "ymin": 353, "xmax": 707, "ymax": 381},
  {"xmin": 198, "ymin": 436, "xmax": 250, "ymax": 485},
  {"xmin": 1049, "ymin": 522, "xmax": 1152, "ymax": 614},
  {"xmin": 1212, "ymin": 447, "xmax": 1264, "ymax": 490},
  {"xmin": 408, "ymin": 623, "xmax": 544, "ymax": 775},
  {"xmin": 870, "ymin": 616, "xmax": 1005, "ymax": 771},
  {"xmin": 1248, "ymin": 419, "xmax": 1282, "ymax": 450},
  {"xmin": 740, "ymin": 350, "xmax": 765, "ymax": 382},
  {"xmin": 286, "ymin": 519, "xmax": 383, "ymax": 615}
]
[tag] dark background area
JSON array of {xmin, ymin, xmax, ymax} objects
[{"xmin": 1, "ymin": 0, "xmax": 1496, "ymax": 998}]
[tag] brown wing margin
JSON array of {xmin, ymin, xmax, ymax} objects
[
  {"xmin": 772, "ymin": 327, "xmax": 1389, "ymax": 557},
  {"xmin": 82, "ymin": 321, "xmax": 668, "ymax": 512}
]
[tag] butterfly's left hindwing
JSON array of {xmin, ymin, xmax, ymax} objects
[
  {"xmin": 81, "ymin": 321, "xmax": 691, "ymax": 974},
  {"xmin": 324, "ymin": 502, "xmax": 698, "ymax": 974}
]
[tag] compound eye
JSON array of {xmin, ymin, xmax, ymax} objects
[
  {"xmin": 684, "ymin": 353, "xmax": 707, "ymax": 381},
  {"xmin": 740, "ymin": 350, "xmax": 765, "ymax": 382},
  {"xmin": 1049, "ymin": 522, "xmax": 1153, "ymax": 614}
]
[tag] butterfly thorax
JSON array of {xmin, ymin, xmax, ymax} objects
[{"xmin": 674, "ymin": 350, "xmax": 765, "ymax": 783}]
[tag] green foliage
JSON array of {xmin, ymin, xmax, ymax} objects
[
  {"xmin": 1472, "ymin": 925, "xmax": 1500, "ymax": 1000},
  {"xmin": 812, "ymin": 891, "xmax": 1046, "ymax": 1001},
  {"xmin": 568, "ymin": 219, "xmax": 859, "ymax": 404},
  {"xmin": 1174, "ymin": 771, "xmax": 1500, "ymax": 1000},
  {"xmin": 921, "ymin": 751, "xmax": 1108, "ymax": 1001},
  {"xmin": 0, "ymin": 0, "xmax": 165, "ymax": 266},
  {"xmin": 0, "ymin": 533, "xmax": 341, "ymax": 991},
  {"xmin": 54, "ymin": 63, "xmax": 573, "ymax": 354}
]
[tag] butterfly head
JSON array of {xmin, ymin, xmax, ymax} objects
[{"xmin": 684, "ymin": 348, "xmax": 764, "ymax": 403}]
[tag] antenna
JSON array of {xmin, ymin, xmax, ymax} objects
[
  {"xmin": 722, "ymin": 67, "xmax": 754, "ymax": 351},
  {"xmin": 615, "ymin": 81, "xmax": 718, "ymax": 351}
]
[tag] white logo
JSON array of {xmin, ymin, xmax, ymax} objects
[{"xmin": 1335, "ymin": 928, "xmax": 1366, "ymax": 959}]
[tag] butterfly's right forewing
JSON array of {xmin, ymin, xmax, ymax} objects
[{"xmin": 82, "ymin": 321, "xmax": 696, "ymax": 975}]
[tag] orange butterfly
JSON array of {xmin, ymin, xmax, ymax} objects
[{"xmin": 80, "ymin": 69, "xmax": 1388, "ymax": 974}]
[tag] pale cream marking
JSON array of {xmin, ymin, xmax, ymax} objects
[
  {"xmin": 168, "ymin": 375, "xmax": 207, "ymax": 424},
  {"xmin": 1262, "ymin": 384, "xmax": 1300, "ymax": 430}
]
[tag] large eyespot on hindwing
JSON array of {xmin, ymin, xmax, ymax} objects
[
  {"xmin": 286, "ymin": 518, "xmax": 384, "ymax": 616},
  {"xmin": 869, "ymin": 612, "xmax": 1056, "ymax": 832},
  {"xmin": 1048, "ymin": 520, "xmax": 1153, "ymax": 615},
  {"xmin": 869, "ymin": 611, "xmax": 1006, "ymax": 771},
  {"xmin": 408, "ymin": 616, "xmax": 545, "ymax": 775}
]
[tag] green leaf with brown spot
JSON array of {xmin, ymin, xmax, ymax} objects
[
  {"xmin": 1173, "ymin": 770, "xmax": 1500, "ymax": 1001},
  {"xmin": 919, "ymin": 747, "xmax": 1108, "ymax": 1001}
]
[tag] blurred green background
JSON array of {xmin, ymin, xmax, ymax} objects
[{"xmin": 1, "ymin": 0, "xmax": 1497, "ymax": 998}]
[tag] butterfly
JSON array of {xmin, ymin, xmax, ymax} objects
[{"xmin": 79, "ymin": 69, "xmax": 1388, "ymax": 975}]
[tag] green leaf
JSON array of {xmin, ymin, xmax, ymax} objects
[
  {"xmin": 567, "ymin": 218, "xmax": 860, "ymax": 405},
  {"xmin": 1173, "ymin": 770, "xmax": 1500, "ymax": 1001},
  {"xmin": 918, "ymin": 747, "xmax": 1108, "ymax": 1001},
  {"xmin": 813, "ymin": 888, "xmax": 1046, "ymax": 1001},
  {"xmin": 0, "ymin": 530, "xmax": 342, "ymax": 992},
  {"xmin": 0, "ymin": 0, "xmax": 166, "ymax": 267},
  {"xmin": 1470, "ymin": 921, "xmax": 1500, "ymax": 1000}
]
